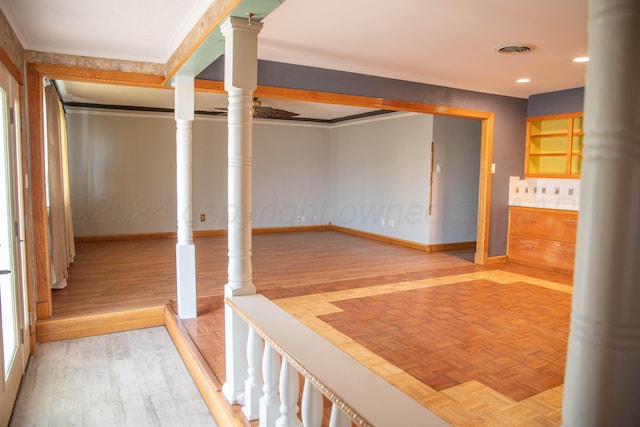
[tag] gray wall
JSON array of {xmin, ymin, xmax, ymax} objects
[
  {"xmin": 527, "ymin": 87, "xmax": 585, "ymax": 117},
  {"xmin": 431, "ymin": 116, "xmax": 482, "ymax": 244}
]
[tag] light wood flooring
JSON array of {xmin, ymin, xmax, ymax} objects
[
  {"xmin": 11, "ymin": 327, "xmax": 217, "ymax": 427},
  {"xmin": 43, "ymin": 230, "xmax": 574, "ymax": 426}
]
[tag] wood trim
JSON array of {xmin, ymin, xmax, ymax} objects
[
  {"xmin": 565, "ymin": 116, "xmax": 574, "ymax": 174},
  {"xmin": 198, "ymin": 81, "xmax": 495, "ymax": 123},
  {"xmin": 0, "ymin": 45, "xmax": 23, "ymax": 84},
  {"xmin": 429, "ymin": 141, "xmax": 435, "ymax": 216},
  {"xmin": 28, "ymin": 63, "xmax": 166, "ymax": 88},
  {"xmin": 163, "ymin": 0, "xmax": 241, "ymax": 84},
  {"xmin": 36, "ymin": 306, "xmax": 165, "ymax": 342},
  {"xmin": 164, "ymin": 304, "xmax": 247, "ymax": 427},
  {"xmin": 474, "ymin": 114, "xmax": 494, "ymax": 264},
  {"xmin": 383, "ymin": 98, "xmax": 493, "ymax": 120},
  {"xmin": 526, "ymin": 112, "xmax": 584, "ymax": 121},
  {"xmin": 74, "ymin": 225, "xmax": 332, "ymax": 243},
  {"xmin": 255, "ymin": 85, "xmax": 386, "ymax": 109},
  {"xmin": 75, "ymin": 231, "xmax": 176, "ymax": 243},
  {"xmin": 485, "ymin": 255, "xmax": 508, "ymax": 264},
  {"xmin": 330, "ymin": 224, "xmax": 476, "ymax": 253},
  {"xmin": 330, "ymin": 224, "xmax": 429, "ymax": 251},
  {"xmin": 252, "ymin": 224, "xmax": 331, "ymax": 234},
  {"xmin": 428, "ymin": 241, "xmax": 476, "ymax": 253},
  {"xmin": 508, "ymin": 206, "xmax": 579, "ymax": 215},
  {"xmin": 14, "ymin": 74, "xmax": 38, "ymax": 350},
  {"xmin": 27, "ymin": 63, "xmax": 52, "ymax": 319},
  {"xmin": 195, "ymin": 79, "xmax": 225, "ymax": 93},
  {"xmin": 506, "ymin": 257, "xmax": 574, "ymax": 274},
  {"xmin": 524, "ymin": 112, "xmax": 533, "ymax": 176},
  {"xmin": 194, "ymin": 229, "xmax": 227, "ymax": 237},
  {"xmin": 196, "ymin": 225, "xmax": 331, "ymax": 237}
]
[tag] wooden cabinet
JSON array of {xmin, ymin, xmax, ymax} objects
[
  {"xmin": 525, "ymin": 112, "xmax": 584, "ymax": 178},
  {"xmin": 507, "ymin": 206, "xmax": 578, "ymax": 271}
]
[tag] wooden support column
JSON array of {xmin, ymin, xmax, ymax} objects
[
  {"xmin": 174, "ymin": 75, "xmax": 196, "ymax": 319},
  {"xmin": 562, "ymin": 1, "xmax": 640, "ymax": 425},
  {"xmin": 26, "ymin": 64, "xmax": 52, "ymax": 320},
  {"xmin": 221, "ymin": 16, "xmax": 263, "ymax": 403}
]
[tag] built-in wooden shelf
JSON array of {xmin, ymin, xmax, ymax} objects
[{"xmin": 525, "ymin": 112, "xmax": 584, "ymax": 178}]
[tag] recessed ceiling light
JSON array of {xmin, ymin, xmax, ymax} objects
[
  {"xmin": 517, "ymin": 78, "xmax": 531, "ymax": 83},
  {"xmin": 573, "ymin": 56, "xmax": 589, "ymax": 63}
]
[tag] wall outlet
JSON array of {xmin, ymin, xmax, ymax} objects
[
  {"xmin": 297, "ymin": 216, "xmax": 305, "ymax": 223},
  {"xmin": 389, "ymin": 220, "xmax": 395, "ymax": 228},
  {"xmin": 200, "ymin": 213, "xmax": 205, "ymax": 222},
  {"xmin": 381, "ymin": 218, "xmax": 385, "ymax": 226}
]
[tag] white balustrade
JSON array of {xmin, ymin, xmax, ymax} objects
[
  {"xmin": 276, "ymin": 359, "xmax": 303, "ymax": 427},
  {"xmin": 243, "ymin": 327, "xmax": 264, "ymax": 420},
  {"xmin": 329, "ymin": 405, "xmax": 351, "ymax": 427},
  {"xmin": 301, "ymin": 379, "xmax": 323, "ymax": 427},
  {"xmin": 260, "ymin": 343, "xmax": 281, "ymax": 427}
]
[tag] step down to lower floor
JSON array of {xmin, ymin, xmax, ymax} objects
[{"xmin": 36, "ymin": 305, "xmax": 165, "ymax": 342}]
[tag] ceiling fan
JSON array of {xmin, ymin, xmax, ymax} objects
[{"xmin": 209, "ymin": 97, "xmax": 299, "ymax": 119}]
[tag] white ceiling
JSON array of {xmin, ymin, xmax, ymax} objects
[
  {"xmin": 259, "ymin": 0, "xmax": 588, "ymax": 99},
  {"xmin": 1, "ymin": 0, "xmax": 589, "ymax": 117},
  {"xmin": 0, "ymin": 0, "xmax": 214, "ymax": 63}
]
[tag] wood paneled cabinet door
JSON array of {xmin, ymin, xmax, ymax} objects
[
  {"xmin": 507, "ymin": 206, "xmax": 578, "ymax": 271},
  {"xmin": 525, "ymin": 112, "xmax": 584, "ymax": 178}
]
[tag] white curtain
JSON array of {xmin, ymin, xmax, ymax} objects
[{"xmin": 45, "ymin": 83, "xmax": 75, "ymax": 289}]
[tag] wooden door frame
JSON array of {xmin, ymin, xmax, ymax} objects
[
  {"xmin": 26, "ymin": 65, "xmax": 493, "ymax": 320},
  {"xmin": 25, "ymin": 64, "xmax": 167, "ymax": 319}
]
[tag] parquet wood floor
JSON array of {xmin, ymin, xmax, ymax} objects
[
  {"xmin": 318, "ymin": 280, "xmax": 571, "ymax": 401},
  {"xmin": 51, "ymin": 230, "xmax": 574, "ymax": 426}
]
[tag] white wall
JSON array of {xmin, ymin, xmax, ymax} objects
[
  {"xmin": 191, "ymin": 115, "xmax": 227, "ymax": 230},
  {"xmin": 67, "ymin": 109, "xmax": 177, "ymax": 236},
  {"xmin": 252, "ymin": 122, "xmax": 331, "ymax": 227},
  {"xmin": 431, "ymin": 115, "xmax": 482, "ymax": 244},
  {"xmin": 66, "ymin": 108, "xmax": 331, "ymax": 236},
  {"xmin": 329, "ymin": 113, "xmax": 434, "ymax": 244},
  {"xmin": 66, "ymin": 108, "xmax": 480, "ymax": 245}
]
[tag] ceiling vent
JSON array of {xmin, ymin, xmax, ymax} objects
[{"xmin": 495, "ymin": 44, "xmax": 537, "ymax": 55}]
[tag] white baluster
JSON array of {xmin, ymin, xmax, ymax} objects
[
  {"xmin": 329, "ymin": 404, "xmax": 351, "ymax": 427},
  {"xmin": 301, "ymin": 379, "xmax": 323, "ymax": 427},
  {"xmin": 259, "ymin": 343, "xmax": 281, "ymax": 427},
  {"xmin": 242, "ymin": 328, "xmax": 264, "ymax": 420},
  {"xmin": 275, "ymin": 359, "xmax": 302, "ymax": 427}
]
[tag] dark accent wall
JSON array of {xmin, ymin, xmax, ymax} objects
[
  {"xmin": 199, "ymin": 58, "xmax": 528, "ymax": 257},
  {"xmin": 527, "ymin": 87, "xmax": 585, "ymax": 117}
]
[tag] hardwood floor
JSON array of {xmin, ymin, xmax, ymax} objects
[
  {"xmin": 52, "ymin": 231, "xmax": 478, "ymax": 318},
  {"xmin": 45, "ymin": 230, "xmax": 574, "ymax": 426}
]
